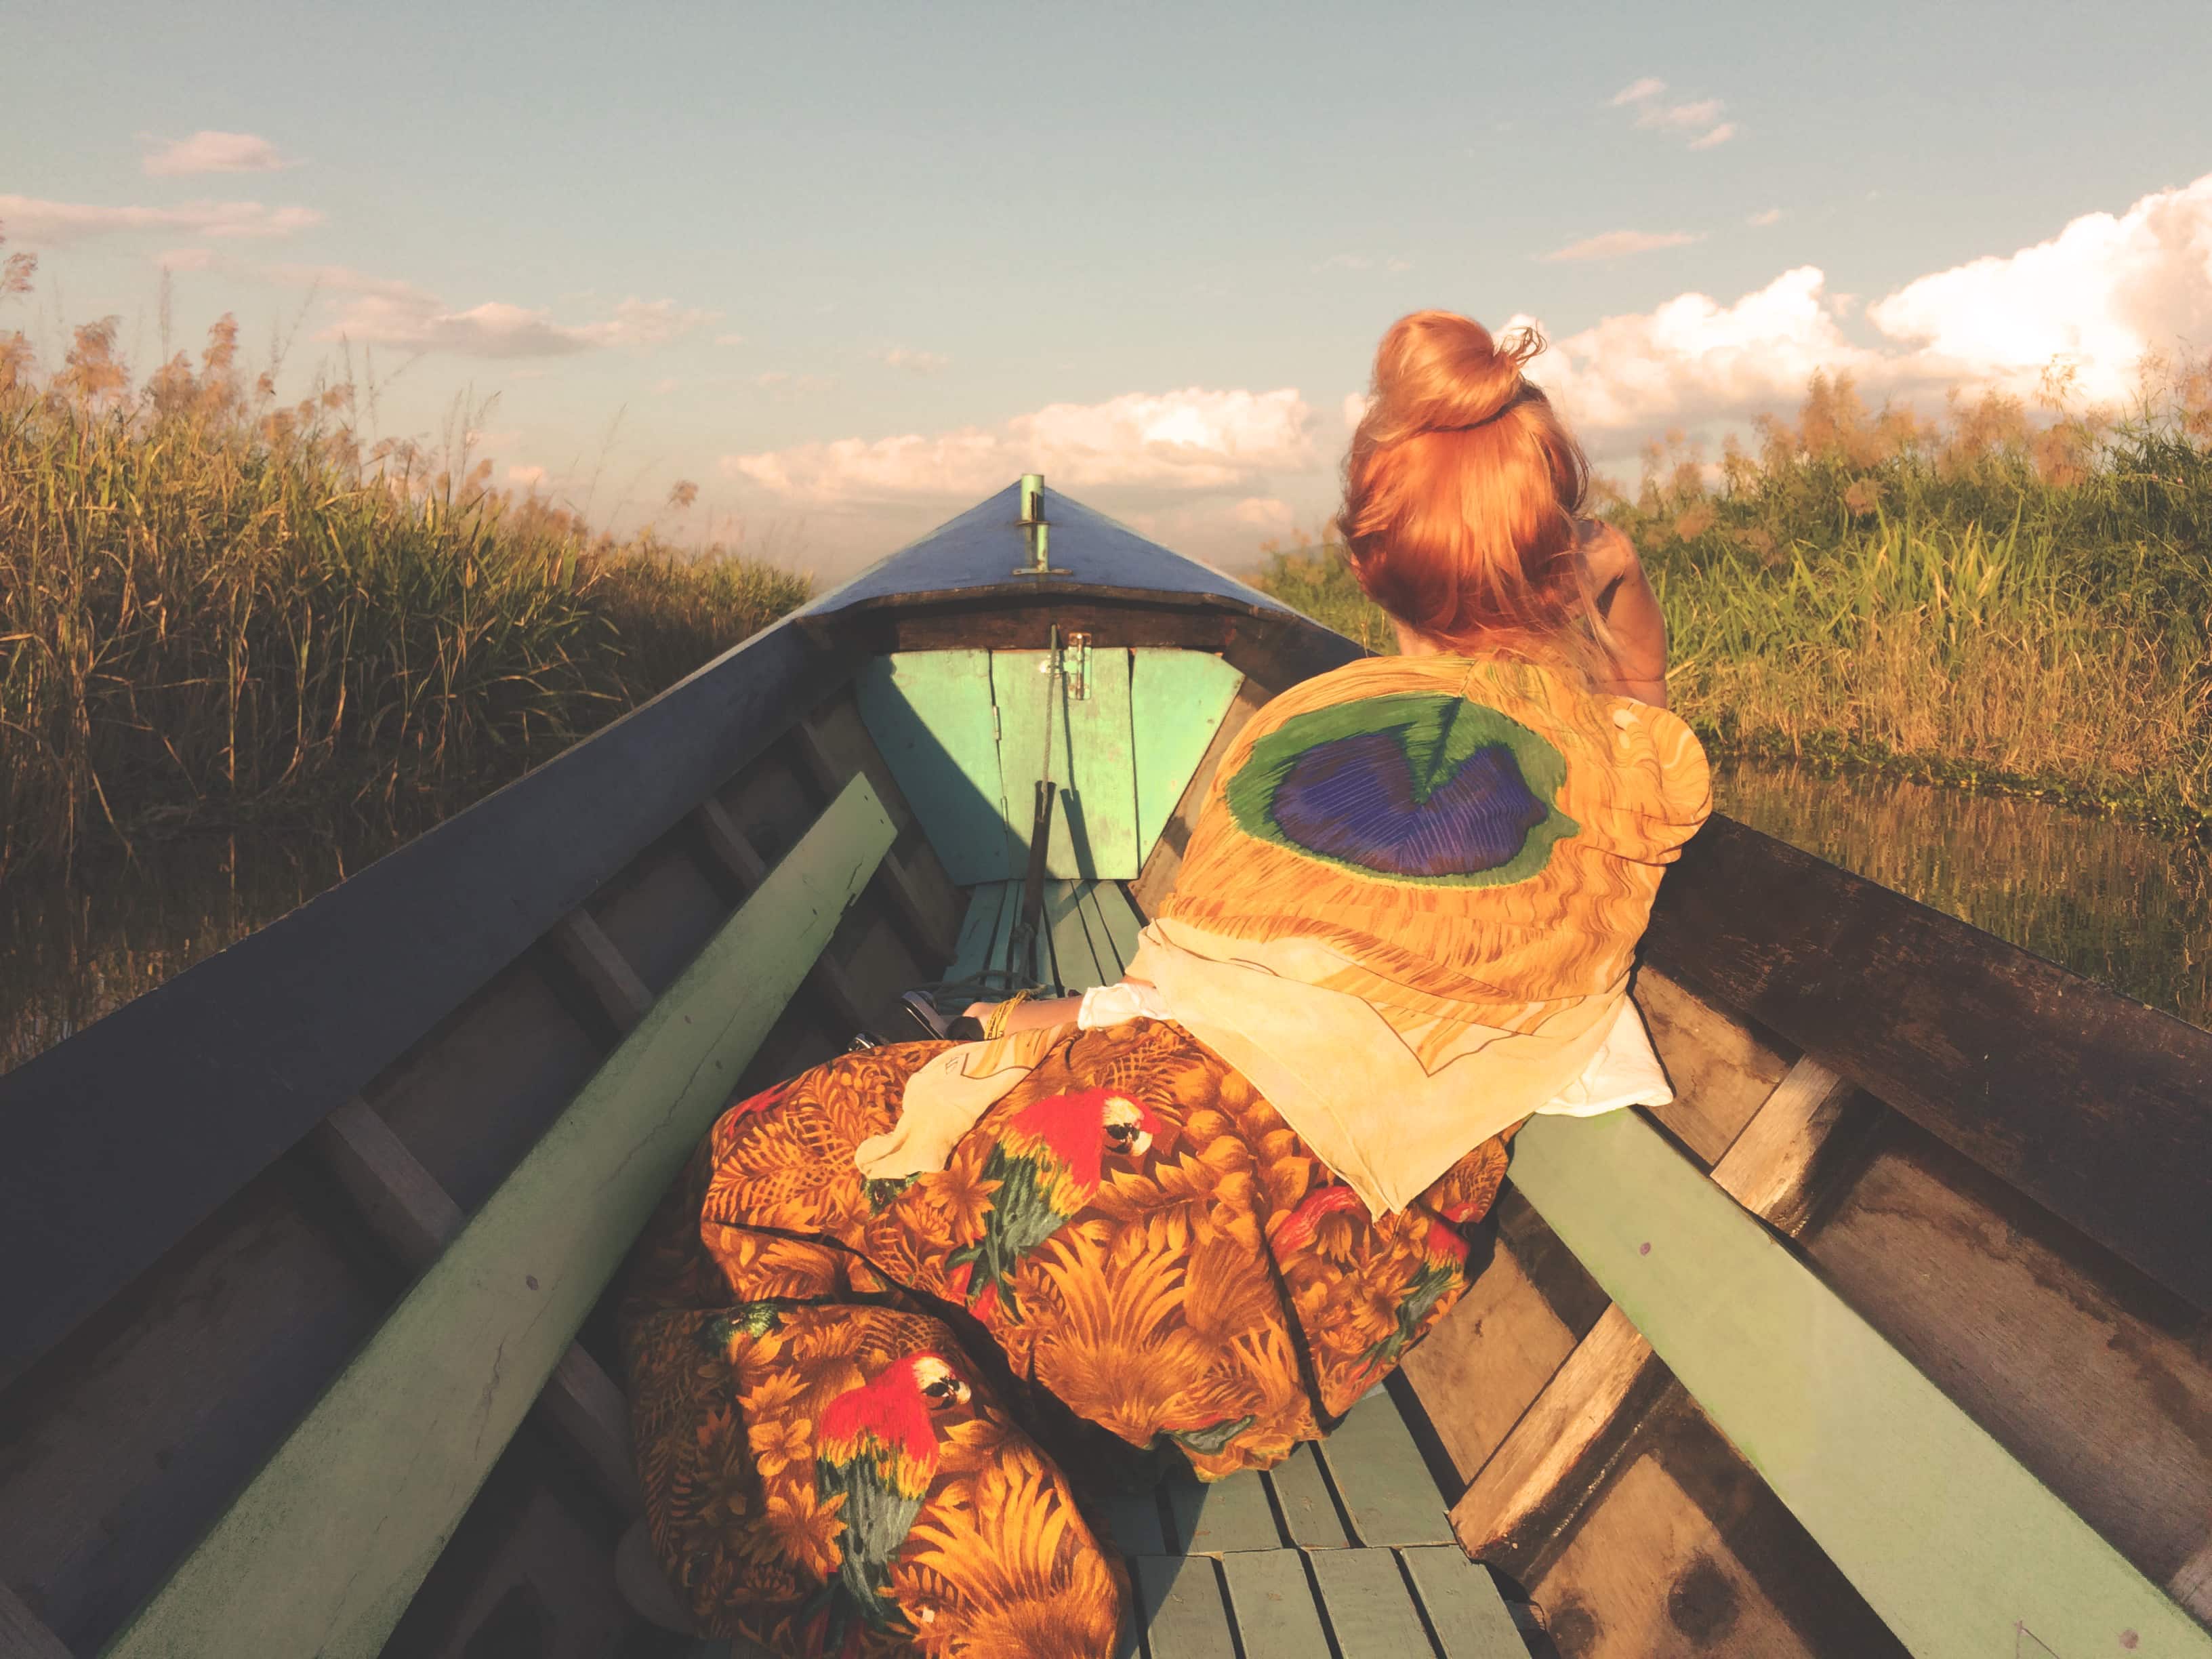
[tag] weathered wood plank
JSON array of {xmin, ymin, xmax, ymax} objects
[
  {"xmin": 1397, "ymin": 1547, "xmax": 1527, "ymax": 1659},
  {"xmin": 793, "ymin": 705, "xmax": 963, "ymax": 967},
  {"xmin": 311, "ymin": 1101, "xmax": 647, "ymax": 1520},
  {"xmin": 550, "ymin": 909, "xmax": 655, "ymax": 1032},
  {"xmin": 1706, "ymin": 1055, "xmax": 1870, "ymax": 1237},
  {"xmin": 1135, "ymin": 1555, "xmax": 1237, "ymax": 1659},
  {"xmin": 993, "ymin": 646, "xmax": 1141, "ymax": 879},
  {"xmin": 695, "ymin": 797, "xmax": 872, "ymax": 1034},
  {"xmin": 1218, "ymin": 1549, "xmax": 1332, "ymax": 1658},
  {"xmin": 1165, "ymin": 1471, "xmax": 1281, "ymax": 1555},
  {"xmin": 1267, "ymin": 1445, "xmax": 1351, "ymax": 1549},
  {"xmin": 1132, "ymin": 680, "xmax": 1267, "ymax": 919},
  {"xmin": 1317, "ymin": 1390, "xmax": 1455, "ymax": 1548},
  {"xmin": 1448, "ymin": 1303, "xmax": 1666, "ymax": 1570},
  {"xmin": 0, "ymin": 1582, "xmax": 72, "ymax": 1659},
  {"xmin": 855, "ymin": 651, "xmax": 1008, "ymax": 884},
  {"xmin": 1508, "ymin": 1107, "xmax": 2212, "ymax": 1659},
  {"xmin": 104, "ymin": 778, "xmax": 897, "ymax": 1659},
  {"xmin": 1808, "ymin": 1115, "xmax": 2212, "ymax": 1618},
  {"xmin": 1647, "ymin": 812, "xmax": 2212, "ymax": 1315},
  {"xmin": 1307, "ymin": 1547, "xmax": 1435, "ymax": 1656},
  {"xmin": 0, "ymin": 621, "xmax": 847, "ymax": 1388},
  {"xmin": 1090, "ymin": 879, "xmax": 1146, "ymax": 970},
  {"xmin": 1397, "ymin": 1239, "xmax": 1580, "ymax": 1490},
  {"xmin": 945, "ymin": 881, "xmax": 1009, "ymax": 987},
  {"xmin": 1129, "ymin": 649, "xmax": 1245, "ymax": 871},
  {"xmin": 1632, "ymin": 966, "xmax": 1793, "ymax": 1167},
  {"xmin": 1047, "ymin": 880, "xmax": 1112, "ymax": 992}
]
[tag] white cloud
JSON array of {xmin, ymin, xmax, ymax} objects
[
  {"xmin": 0, "ymin": 194, "xmax": 322, "ymax": 245},
  {"xmin": 1542, "ymin": 229, "xmax": 1702, "ymax": 263},
  {"xmin": 1342, "ymin": 391, "xmax": 1372, "ymax": 428},
  {"xmin": 1610, "ymin": 79, "xmax": 1736, "ymax": 149},
  {"xmin": 651, "ymin": 376, "xmax": 679, "ymax": 394},
  {"xmin": 1748, "ymin": 207, "xmax": 1783, "ymax": 227},
  {"xmin": 508, "ymin": 464, "xmax": 547, "ymax": 487},
  {"xmin": 1864, "ymin": 171, "xmax": 2212, "ymax": 405},
  {"xmin": 142, "ymin": 131, "xmax": 298, "ymax": 176},
  {"xmin": 722, "ymin": 386, "xmax": 1315, "ymax": 503},
  {"xmin": 879, "ymin": 346, "xmax": 949, "ymax": 373},
  {"xmin": 1511, "ymin": 266, "xmax": 1886, "ymax": 440},
  {"xmin": 1513, "ymin": 169, "xmax": 2212, "ymax": 445},
  {"xmin": 318, "ymin": 288, "xmax": 715, "ymax": 359},
  {"xmin": 714, "ymin": 332, "xmax": 747, "ymax": 346},
  {"xmin": 157, "ymin": 247, "xmax": 213, "ymax": 270}
]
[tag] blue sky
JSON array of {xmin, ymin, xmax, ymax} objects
[{"xmin": 6, "ymin": 1, "xmax": 2210, "ymax": 574}]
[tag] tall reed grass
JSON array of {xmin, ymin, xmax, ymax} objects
[
  {"xmin": 1256, "ymin": 365, "xmax": 2212, "ymax": 835},
  {"xmin": 1, "ymin": 283, "xmax": 809, "ymax": 879}
]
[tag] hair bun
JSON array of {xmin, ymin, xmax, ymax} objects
[{"xmin": 1366, "ymin": 310, "xmax": 1546, "ymax": 443}]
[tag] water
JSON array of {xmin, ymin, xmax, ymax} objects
[
  {"xmin": 1713, "ymin": 762, "xmax": 2211, "ymax": 1032},
  {"xmin": 2, "ymin": 769, "xmax": 2207, "ymax": 1076}
]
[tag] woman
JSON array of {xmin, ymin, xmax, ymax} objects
[{"xmin": 619, "ymin": 310, "xmax": 1710, "ymax": 1657}]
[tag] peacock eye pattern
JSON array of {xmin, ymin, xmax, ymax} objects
[{"xmin": 1224, "ymin": 693, "xmax": 1580, "ymax": 886}]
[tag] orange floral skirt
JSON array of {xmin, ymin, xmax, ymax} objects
[{"xmin": 619, "ymin": 1019, "xmax": 1507, "ymax": 1657}]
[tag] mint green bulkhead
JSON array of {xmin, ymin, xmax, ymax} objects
[{"xmin": 857, "ymin": 648, "xmax": 1245, "ymax": 884}]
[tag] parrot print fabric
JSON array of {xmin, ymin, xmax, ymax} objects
[{"xmin": 621, "ymin": 1017, "xmax": 1509, "ymax": 1657}]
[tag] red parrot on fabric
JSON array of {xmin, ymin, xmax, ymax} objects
[
  {"xmin": 946, "ymin": 1087, "xmax": 1164, "ymax": 1318},
  {"xmin": 810, "ymin": 1351, "xmax": 970, "ymax": 1645}
]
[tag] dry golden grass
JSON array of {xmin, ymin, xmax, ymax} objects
[
  {"xmin": 1256, "ymin": 364, "xmax": 2212, "ymax": 833},
  {"xmin": 0, "ymin": 247, "xmax": 810, "ymax": 878}
]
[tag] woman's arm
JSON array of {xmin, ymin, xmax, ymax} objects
[{"xmin": 1576, "ymin": 520, "xmax": 1670, "ymax": 708}]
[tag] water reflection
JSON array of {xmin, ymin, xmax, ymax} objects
[
  {"xmin": 1715, "ymin": 761, "xmax": 2211, "ymax": 1032},
  {"xmin": 3, "ymin": 767, "xmax": 2205, "ymax": 1075}
]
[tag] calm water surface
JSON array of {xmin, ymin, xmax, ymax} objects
[{"xmin": 3, "ymin": 766, "xmax": 2207, "ymax": 1073}]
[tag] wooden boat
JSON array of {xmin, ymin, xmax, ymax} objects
[{"xmin": 3, "ymin": 476, "xmax": 2209, "ymax": 1659}]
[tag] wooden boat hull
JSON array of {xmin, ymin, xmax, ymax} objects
[{"xmin": 2, "ymin": 480, "xmax": 2207, "ymax": 1658}]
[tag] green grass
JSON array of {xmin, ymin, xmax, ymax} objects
[
  {"xmin": 1, "ymin": 306, "xmax": 810, "ymax": 879},
  {"xmin": 1253, "ymin": 368, "xmax": 2212, "ymax": 836}
]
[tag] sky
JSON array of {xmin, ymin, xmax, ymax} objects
[{"xmin": 5, "ymin": 0, "xmax": 2211, "ymax": 578}]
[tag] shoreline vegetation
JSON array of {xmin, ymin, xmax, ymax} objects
[
  {"xmin": 2, "ymin": 293, "xmax": 810, "ymax": 880},
  {"xmin": 5, "ymin": 256, "xmax": 2207, "ymax": 884},
  {"xmin": 1254, "ymin": 365, "xmax": 2212, "ymax": 841}
]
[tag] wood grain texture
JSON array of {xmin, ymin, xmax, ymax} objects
[
  {"xmin": 1136, "ymin": 1556, "xmax": 1237, "ymax": 1659},
  {"xmin": 1268, "ymin": 1445, "xmax": 1351, "ymax": 1549},
  {"xmin": 0, "ymin": 619, "xmax": 846, "ymax": 1389},
  {"xmin": 1633, "ymin": 967, "xmax": 1794, "ymax": 1167},
  {"xmin": 1808, "ymin": 1116, "xmax": 2212, "ymax": 1618},
  {"xmin": 855, "ymin": 651, "xmax": 1008, "ymax": 884},
  {"xmin": 1307, "ymin": 1547, "xmax": 1434, "ymax": 1655},
  {"xmin": 1397, "ymin": 1547, "xmax": 1528, "ymax": 1659},
  {"xmin": 1706, "ymin": 1056, "xmax": 1872, "ymax": 1237},
  {"xmin": 1508, "ymin": 1107, "xmax": 2212, "ymax": 1659},
  {"xmin": 1164, "ymin": 1471, "xmax": 1280, "ymax": 1555},
  {"xmin": 1218, "ymin": 1550, "xmax": 1332, "ymax": 1658},
  {"xmin": 102, "ymin": 779, "xmax": 896, "ymax": 1659},
  {"xmin": 1317, "ymin": 1390, "xmax": 1456, "ymax": 1548},
  {"xmin": 1647, "ymin": 812, "xmax": 2212, "ymax": 1315},
  {"xmin": 0, "ymin": 1582, "xmax": 72, "ymax": 1659},
  {"xmin": 1449, "ymin": 1303, "xmax": 1665, "ymax": 1570},
  {"xmin": 991, "ymin": 645, "xmax": 1140, "ymax": 878},
  {"xmin": 1398, "ymin": 1241, "xmax": 1580, "ymax": 1491},
  {"xmin": 694, "ymin": 798, "xmax": 872, "ymax": 1034}
]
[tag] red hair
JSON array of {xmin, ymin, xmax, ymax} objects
[{"xmin": 1337, "ymin": 311, "xmax": 1595, "ymax": 665}]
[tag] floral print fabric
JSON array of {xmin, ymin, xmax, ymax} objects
[{"xmin": 621, "ymin": 1019, "xmax": 1507, "ymax": 1656}]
